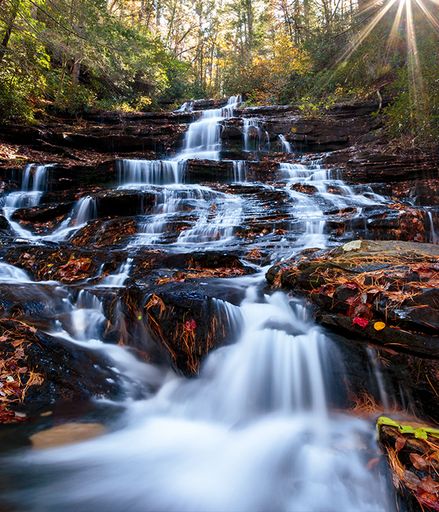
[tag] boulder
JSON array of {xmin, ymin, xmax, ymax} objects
[
  {"xmin": 0, "ymin": 318, "xmax": 121, "ymax": 423},
  {"xmin": 267, "ymin": 240, "xmax": 439, "ymax": 357}
]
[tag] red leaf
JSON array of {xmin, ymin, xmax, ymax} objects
[
  {"xmin": 184, "ymin": 319, "xmax": 197, "ymax": 332},
  {"xmin": 353, "ymin": 317, "xmax": 369, "ymax": 329}
]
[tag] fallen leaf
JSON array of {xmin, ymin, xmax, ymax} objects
[{"xmin": 410, "ymin": 453, "xmax": 429, "ymax": 471}]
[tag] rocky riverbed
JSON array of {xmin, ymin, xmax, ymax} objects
[{"xmin": 0, "ymin": 97, "xmax": 438, "ymax": 511}]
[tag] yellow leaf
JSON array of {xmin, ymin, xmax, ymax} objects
[{"xmin": 374, "ymin": 321, "xmax": 386, "ymax": 331}]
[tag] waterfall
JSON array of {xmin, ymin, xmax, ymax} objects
[
  {"xmin": 427, "ymin": 210, "xmax": 438, "ymax": 243},
  {"xmin": 0, "ymin": 261, "xmax": 31, "ymax": 283},
  {"xmin": 176, "ymin": 193, "xmax": 242, "ymax": 246},
  {"xmin": 279, "ymin": 134, "xmax": 292, "ymax": 153},
  {"xmin": 179, "ymin": 96, "xmax": 241, "ymax": 161},
  {"xmin": 68, "ymin": 290, "xmax": 107, "ymax": 342},
  {"xmin": 0, "ymin": 97, "xmax": 399, "ymax": 512},
  {"xmin": 10, "ymin": 285, "xmax": 392, "ymax": 512},
  {"xmin": 43, "ymin": 195, "xmax": 97, "ymax": 242},
  {"xmin": 232, "ymin": 161, "xmax": 247, "ymax": 182},
  {"xmin": 280, "ymin": 161, "xmax": 389, "ymax": 252},
  {"xmin": 6, "ymin": 164, "xmax": 52, "ymax": 209},
  {"xmin": 117, "ymin": 160, "xmax": 184, "ymax": 186},
  {"xmin": 243, "ymin": 118, "xmax": 262, "ymax": 152},
  {"xmin": 174, "ymin": 101, "xmax": 193, "ymax": 113}
]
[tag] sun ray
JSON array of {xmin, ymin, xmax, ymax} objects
[
  {"xmin": 386, "ymin": 0, "xmax": 405, "ymax": 54},
  {"xmin": 414, "ymin": 0, "xmax": 439, "ymax": 31},
  {"xmin": 336, "ymin": 0, "xmax": 399, "ymax": 65},
  {"xmin": 405, "ymin": 0, "xmax": 427, "ymax": 126}
]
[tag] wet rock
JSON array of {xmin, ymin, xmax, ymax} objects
[
  {"xmin": 0, "ymin": 283, "xmax": 69, "ymax": 331},
  {"xmin": 94, "ymin": 189, "xmax": 156, "ymax": 218},
  {"xmin": 0, "ymin": 245, "xmax": 108, "ymax": 283},
  {"xmin": 30, "ymin": 422, "xmax": 106, "ymax": 449},
  {"xmin": 267, "ymin": 240, "xmax": 439, "ymax": 357},
  {"xmin": 12, "ymin": 202, "xmax": 74, "ymax": 223},
  {"xmin": 120, "ymin": 285, "xmax": 240, "ymax": 376},
  {"xmin": 290, "ymin": 183, "xmax": 317, "ymax": 195},
  {"xmin": 378, "ymin": 416, "xmax": 439, "ymax": 511},
  {"xmin": 350, "ymin": 204, "xmax": 427, "ymax": 243},
  {"xmin": 323, "ymin": 150, "xmax": 439, "ymax": 184},
  {"xmin": 71, "ymin": 217, "xmax": 137, "ymax": 248},
  {"xmin": 0, "ymin": 318, "xmax": 121, "ymax": 423},
  {"xmin": 185, "ymin": 160, "xmax": 233, "ymax": 183}
]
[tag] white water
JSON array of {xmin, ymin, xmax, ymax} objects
[
  {"xmin": 0, "ymin": 98, "xmax": 398, "ymax": 511},
  {"xmin": 10, "ymin": 285, "xmax": 392, "ymax": 512},
  {"xmin": 117, "ymin": 160, "xmax": 184, "ymax": 187},
  {"xmin": 280, "ymin": 162, "xmax": 387, "ymax": 252},
  {"xmin": 99, "ymin": 258, "xmax": 133, "ymax": 287},
  {"xmin": 3, "ymin": 164, "xmax": 53, "ymax": 238},
  {"xmin": 232, "ymin": 160, "xmax": 247, "ymax": 182},
  {"xmin": 279, "ymin": 134, "xmax": 292, "ymax": 153},
  {"xmin": 3, "ymin": 163, "xmax": 98, "ymax": 241},
  {"xmin": 44, "ymin": 195, "xmax": 98, "ymax": 241},
  {"xmin": 427, "ymin": 210, "xmax": 438, "ymax": 244},
  {"xmin": 116, "ymin": 96, "xmax": 244, "ymax": 247},
  {"xmin": 179, "ymin": 95, "xmax": 241, "ymax": 161},
  {"xmin": 0, "ymin": 261, "xmax": 31, "ymax": 282},
  {"xmin": 177, "ymin": 192, "xmax": 242, "ymax": 246},
  {"xmin": 174, "ymin": 101, "xmax": 193, "ymax": 113},
  {"xmin": 243, "ymin": 118, "xmax": 270, "ymax": 153}
]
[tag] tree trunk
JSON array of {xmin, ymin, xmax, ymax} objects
[{"xmin": 0, "ymin": 0, "xmax": 20, "ymax": 64}]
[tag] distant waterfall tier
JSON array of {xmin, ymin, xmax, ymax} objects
[
  {"xmin": 5, "ymin": 164, "xmax": 53, "ymax": 210},
  {"xmin": 180, "ymin": 95, "xmax": 242, "ymax": 161},
  {"xmin": 279, "ymin": 135, "xmax": 292, "ymax": 153},
  {"xmin": 243, "ymin": 118, "xmax": 270, "ymax": 152},
  {"xmin": 117, "ymin": 160, "xmax": 186, "ymax": 186}
]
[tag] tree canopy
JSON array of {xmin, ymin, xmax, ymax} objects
[{"xmin": 0, "ymin": 0, "xmax": 438, "ymax": 141}]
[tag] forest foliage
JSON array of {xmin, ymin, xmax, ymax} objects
[{"xmin": 0, "ymin": 0, "xmax": 438, "ymax": 142}]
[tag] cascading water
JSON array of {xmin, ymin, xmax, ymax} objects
[
  {"xmin": 0, "ymin": 97, "xmax": 400, "ymax": 512},
  {"xmin": 0, "ymin": 261, "xmax": 31, "ymax": 283},
  {"xmin": 427, "ymin": 209, "xmax": 438, "ymax": 243},
  {"xmin": 99, "ymin": 258, "xmax": 133, "ymax": 287},
  {"xmin": 232, "ymin": 160, "xmax": 247, "ymax": 182},
  {"xmin": 176, "ymin": 192, "xmax": 242, "ymax": 246},
  {"xmin": 179, "ymin": 95, "xmax": 241, "ymax": 161},
  {"xmin": 5, "ymin": 285, "xmax": 392, "ymax": 512},
  {"xmin": 117, "ymin": 160, "xmax": 184, "ymax": 187},
  {"xmin": 3, "ymin": 164, "xmax": 53, "ymax": 238},
  {"xmin": 3, "ymin": 164, "xmax": 98, "ymax": 241},
  {"xmin": 280, "ymin": 162, "xmax": 387, "ymax": 252},
  {"xmin": 116, "ymin": 96, "xmax": 244, "ymax": 248},
  {"xmin": 279, "ymin": 134, "xmax": 292, "ymax": 153}
]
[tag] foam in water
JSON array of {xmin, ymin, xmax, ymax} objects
[{"xmin": 7, "ymin": 286, "xmax": 392, "ymax": 512}]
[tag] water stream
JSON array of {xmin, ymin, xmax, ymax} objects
[{"xmin": 0, "ymin": 96, "xmax": 398, "ymax": 511}]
